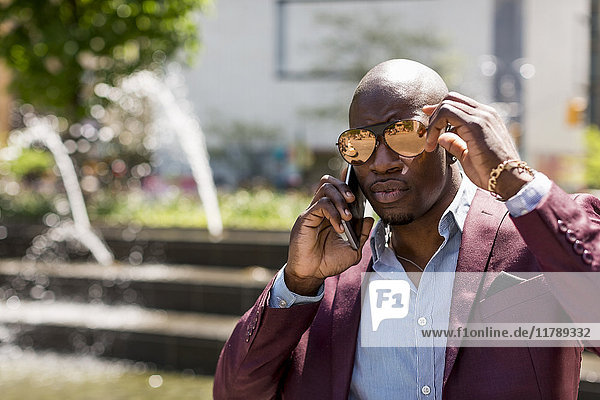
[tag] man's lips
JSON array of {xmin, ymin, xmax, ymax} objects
[{"xmin": 369, "ymin": 180, "xmax": 409, "ymax": 204}]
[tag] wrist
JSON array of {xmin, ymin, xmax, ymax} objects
[
  {"xmin": 284, "ymin": 268, "xmax": 324, "ymax": 296},
  {"xmin": 487, "ymin": 159, "xmax": 535, "ymax": 201},
  {"xmin": 494, "ymin": 168, "xmax": 534, "ymax": 200}
]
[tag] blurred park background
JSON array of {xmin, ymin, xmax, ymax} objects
[{"xmin": 1, "ymin": 0, "xmax": 600, "ymax": 398}]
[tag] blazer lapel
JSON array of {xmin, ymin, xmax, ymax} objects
[
  {"xmin": 443, "ymin": 189, "xmax": 509, "ymax": 385},
  {"xmin": 331, "ymin": 243, "xmax": 373, "ymax": 400}
]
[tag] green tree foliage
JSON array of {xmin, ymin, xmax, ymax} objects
[
  {"xmin": 585, "ymin": 125, "xmax": 600, "ymax": 189},
  {"xmin": 0, "ymin": 0, "xmax": 210, "ymax": 201},
  {"xmin": 0, "ymin": 0, "xmax": 209, "ymax": 122}
]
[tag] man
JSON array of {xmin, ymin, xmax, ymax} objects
[{"xmin": 214, "ymin": 59, "xmax": 600, "ymax": 399}]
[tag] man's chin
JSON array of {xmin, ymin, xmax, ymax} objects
[
  {"xmin": 370, "ymin": 201, "xmax": 416, "ymax": 226},
  {"xmin": 381, "ymin": 213, "xmax": 415, "ymax": 226}
]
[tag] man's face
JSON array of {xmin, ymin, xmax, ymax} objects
[{"xmin": 349, "ymin": 91, "xmax": 451, "ymax": 225}]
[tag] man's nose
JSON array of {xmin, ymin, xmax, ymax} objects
[{"xmin": 369, "ymin": 137, "xmax": 407, "ymax": 174}]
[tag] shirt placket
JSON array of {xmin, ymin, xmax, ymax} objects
[
  {"xmin": 415, "ymin": 257, "xmax": 440, "ymax": 398},
  {"xmin": 416, "ymin": 216, "xmax": 452, "ymax": 399}
]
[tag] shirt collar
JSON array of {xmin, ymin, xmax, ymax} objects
[{"xmin": 370, "ymin": 172, "xmax": 477, "ymax": 263}]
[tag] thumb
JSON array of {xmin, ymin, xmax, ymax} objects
[{"xmin": 438, "ymin": 132, "xmax": 468, "ymax": 161}]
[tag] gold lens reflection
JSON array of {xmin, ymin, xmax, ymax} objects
[
  {"xmin": 337, "ymin": 129, "xmax": 376, "ymax": 164},
  {"xmin": 384, "ymin": 121, "xmax": 427, "ymax": 157}
]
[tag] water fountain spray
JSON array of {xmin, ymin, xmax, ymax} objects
[
  {"xmin": 2, "ymin": 116, "xmax": 114, "ymax": 265},
  {"xmin": 118, "ymin": 69, "xmax": 223, "ymax": 239}
]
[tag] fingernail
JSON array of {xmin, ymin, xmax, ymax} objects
[
  {"xmin": 346, "ymin": 191, "xmax": 353, "ymax": 198},
  {"xmin": 344, "ymin": 209, "xmax": 351, "ymax": 216},
  {"xmin": 339, "ymin": 224, "xmax": 345, "ymax": 232}
]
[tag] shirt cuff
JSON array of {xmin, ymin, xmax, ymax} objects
[
  {"xmin": 505, "ymin": 172, "xmax": 552, "ymax": 217},
  {"xmin": 268, "ymin": 264, "xmax": 325, "ymax": 308}
]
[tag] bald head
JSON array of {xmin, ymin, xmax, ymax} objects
[{"xmin": 349, "ymin": 59, "xmax": 448, "ymax": 127}]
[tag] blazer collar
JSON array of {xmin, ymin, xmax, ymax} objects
[{"xmin": 443, "ymin": 188, "xmax": 509, "ymax": 385}]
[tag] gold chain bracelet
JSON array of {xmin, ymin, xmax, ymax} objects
[{"xmin": 488, "ymin": 159, "xmax": 535, "ymax": 201}]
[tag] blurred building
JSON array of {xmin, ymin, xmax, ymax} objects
[
  {"xmin": 0, "ymin": 0, "xmax": 588, "ymax": 188},
  {"xmin": 523, "ymin": 0, "xmax": 589, "ymax": 190},
  {"xmin": 0, "ymin": 0, "xmax": 587, "ymax": 189}
]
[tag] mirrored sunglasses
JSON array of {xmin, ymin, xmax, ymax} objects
[{"xmin": 336, "ymin": 120, "xmax": 428, "ymax": 165}]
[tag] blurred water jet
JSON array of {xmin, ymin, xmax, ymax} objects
[
  {"xmin": 116, "ymin": 68, "xmax": 223, "ymax": 240},
  {"xmin": 2, "ymin": 116, "xmax": 114, "ymax": 265}
]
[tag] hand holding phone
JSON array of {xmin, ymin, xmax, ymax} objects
[{"xmin": 285, "ymin": 169, "xmax": 373, "ymax": 296}]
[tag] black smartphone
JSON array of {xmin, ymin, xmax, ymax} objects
[{"xmin": 340, "ymin": 166, "xmax": 366, "ymax": 250}]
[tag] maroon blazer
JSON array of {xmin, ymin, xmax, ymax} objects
[{"xmin": 214, "ymin": 184, "xmax": 600, "ymax": 400}]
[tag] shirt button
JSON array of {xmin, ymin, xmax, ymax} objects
[
  {"xmin": 557, "ymin": 219, "xmax": 567, "ymax": 233},
  {"xmin": 566, "ymin": 229, "xmax": 577, "ymax": 243},
  {"xmin": 583, "ymin": 250, "xmax": 594, "ymax": 265},
  {"xmin": 421, "ymin": 385, "xmax": 431, "ymax": 395},
  {"xmin": 573, "ymin": 240, "xmax": 585, "ymax": 255},
  {"xmin": 278, "ymin": 298, "xmax": 288, "ymax": 307},
  {"xmin": 418, "ymin": 317, "xmax": 427, "ymax": 326}
]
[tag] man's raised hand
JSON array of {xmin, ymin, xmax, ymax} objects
[
  {"xmin": 423, "ymin": 92, "xmax": 531, "ymax": 199},
  {"xmin": 285, "ymin": 174, "xmax": 374, "ymax": 296}
]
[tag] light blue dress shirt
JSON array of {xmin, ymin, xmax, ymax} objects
[
  {"xmin": 349, "ymin": 174, "xmax": 476, "ymax": 400},
  {"xmin": 269, "ymin": 172, "xmax": 552, "ymax": 399}
]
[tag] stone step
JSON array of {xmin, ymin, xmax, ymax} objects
[
  {"xmin": 3, "ymin": 300, "xmax": 600, "ymax": 392},
  {"xmin": 0, "ymin": 224, "xmax": 290, "ymax": 268},
  {"xmin": 0, "ymin": 259, "xmax": 273, "ymax": 315},
  {"xmin": 2, "ymin": 261, "xmax": 600, "ymax": 390},
  {"xmin": 0, "ymin": 300, "xmax": 238, "ymax": 374}
]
